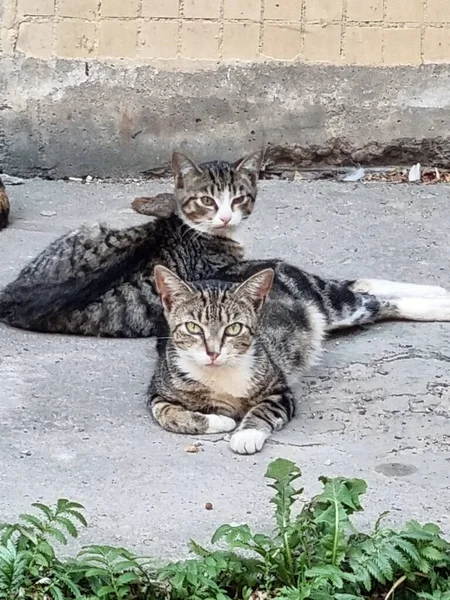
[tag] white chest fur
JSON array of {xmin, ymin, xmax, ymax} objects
[{"xmin": 175, "ymin": 353, "xmax": 255, "ymax": 399}]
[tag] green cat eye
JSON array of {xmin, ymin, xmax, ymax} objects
[
  {"xmin": 224, "ymin": 323, "xmax": 243, "ymax": 336},
  {"xmin": 186, "ymin": 321, "xmax": 202, "ymax": 334},
  {"xmin": 232, "ymin": 196, "xmax": 248, "ymax": 206},
  {"xmin": 199, "ymin": 196, "xmax": 216, "ymax": 208}
]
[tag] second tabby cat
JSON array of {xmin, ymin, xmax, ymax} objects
[{"xmin": 149, "ymin": 264, "xmax": 450, "ymax": 454}]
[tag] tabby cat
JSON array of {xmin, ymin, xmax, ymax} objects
[
  {"xmin": 0, "ymin": 151, "xmax": 263, "ymax": 336},
  {"xmin": 149, "ymin": 264, "xmax": 450, "ymax": 454},
  {"xmin": 0, "ymin": 178, "xmax": 10, "ymax": 231},
  {"xmin": 1, "ymin": 148, "xmax": 449, "ymax": 341}
]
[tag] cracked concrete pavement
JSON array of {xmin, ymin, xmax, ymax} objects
[{"xmin": 1, "ymin": 178, "xmax": 450, "ymax": 557}]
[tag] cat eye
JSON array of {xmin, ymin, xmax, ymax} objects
[
  {"xmin": 186, "ymin": 321, "xmax": 203, "ymax": 335},
  {"xmin": 232, "ymin": 196, "xmax": 248, "ymax": 206},
  {"xmin": 224, "ymin": 323, "xmax": 243, "ymax": 336},
  {"xmin": 199, "ymin": 196, "xmax": 216, "ymax": 208}
]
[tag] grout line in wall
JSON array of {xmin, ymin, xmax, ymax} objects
[
  {"xmin": 258, "ymin": 0, "xmax": 266, "ymax": 55},
  {"xmin": 381, "ymin": 0, "xmax": 386, "ymax": 64},
  {"xmin": 52, "ymin": 0, "xmax": 59, "ymax": 57},
  {"xmin": 421, "ymin": 0, "xmax": 427, "ymax": 63},
  {"xmin": 299, "ymin": 0, "xmax": 306, "ymax": 55},
  {"xmin": 136, "ymin": 0, "xmax": 144, "ymax": 58},
  {"xmin": 95, "ymin": 0, "xmax": 101, "ymax": 56},
  {"xmin": 218, "ymin": 0, "xmax": 225, "ymax": 58},
  {"xmin": 37, "ymin": 15, "xmax": 450, "ymax": 28},
  {"xmin": 177, "ymin": 0, "xmax": 184, "ymax": 57},
  {"xmin": 340, "ymin": 0, "xmax": 347, "ymax": 62}
]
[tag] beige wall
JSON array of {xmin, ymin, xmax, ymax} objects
[{"xmin": 2, "ymin": 0, "xmax": 450, "ymax": 66}]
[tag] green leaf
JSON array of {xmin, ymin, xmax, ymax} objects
[
  {"xmin": 48, "ymin": 527, "xmax": 68, "ymax": 545},
  {"xmin": 65, "ymin": 509, "xmax": 88, "ymax": 527},
  {"xmin": 56, "ymin": 516, "xmax": 79, "ymax": 538},
  {"xmin": 396, "ymin": 538, "xmax": 422, "ymax": 563},
  {"xmin": 111, "ymin": 559, "xmax": 139, "ymax": 573},
  {"xmin": 374, "ymin": 511, "xmax": 390, "ymax": 531},
  {"xmin": 421, "ymin": 546, "xmax": 449, "ymax": 563},
  {"xmin": 85, "ymin": 568, "xmax": 110, "ymax": 578},
  {"xmin": 49, "ymin": 585, "xmax": 64, "ymax": 600},
  {"xmin": 212, "ymin": 524, "xmax": 253, "ymax": 546},
  {"xmin": 96, "ymin": 585, "xmax": 116, "ymax": 597},
  {"xmin": 31, "ymin": 503, "xmax": 54, "ymax": 520},
  {"xmin": 189, "ymin": 539, "xmax": 210, "ymax": 557},
  {"xmin": 316, "ymin": 477, "xmax": 367, "ymax": 513},
  {"xmin": 265, "ymin": 458, "xmax": 301, "ymax": 482},
  {"xmin": 386, "ymin": 546, "xmax": 411, "ymax": 570},
  {"xmin": 19, "ymin": 514, "xmax": 46, "ymax": 532},
  {"xmin": 116, "ymin": 571, "xmax": 140, "ymax": 585},
  {"xmin": 33, "ymin": 552, "xmax": 50, "ymax": 567}
]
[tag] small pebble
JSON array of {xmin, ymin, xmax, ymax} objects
[
  {"xmin": 323, "ymin": 459, "xmax": 332, "ymax": 466},
  {"xmin": 185, "ymin": 445, "xmax": 199, "ymax": 453},
  {"xmin": 205, "ymin": 502, "xmax": 213, "ymax": 510},
  {"xmin": 40, "ymin": 210, "xmax": 57, "ymax": 217}
]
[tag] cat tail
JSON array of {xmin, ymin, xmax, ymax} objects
[
  {"xmin": 0, "ymin": 239, "xmax": 154, "ymax": 329},
  {"xmin": 322, "ymin": 277, "xmax": 450, "ymax": 330},
  {"xmin": 0, "ymin": 269, "xmax": 110, "ymax": 327},
  {"xmin": 0, "ymin": 178, "xmax": 10, "ymax": 231}
]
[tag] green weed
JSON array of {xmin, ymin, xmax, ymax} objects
[{"xmin": 1, "ymin": 459, "xmax": 449, "ymax": 599}]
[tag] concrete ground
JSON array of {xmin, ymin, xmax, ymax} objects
[{"xmin": 1, "ymin": 178, "xmax": 450, "ymax": 559}]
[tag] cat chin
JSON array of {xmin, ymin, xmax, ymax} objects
[{"xmin": 205, "ymin": 223, "xmax": 240, "ymax": 237}]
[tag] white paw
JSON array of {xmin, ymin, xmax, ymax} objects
[
  {"xmin": 206, "ymin": 415, "xmax": 237, "ymax": 434},
  {"xmin": 229, "ymin": 429, "xmax": 268, "ymax": 455}
]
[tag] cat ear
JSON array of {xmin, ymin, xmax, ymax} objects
[
  {"xmin": 234, "ymin": 149, "xmax": 264, "ymax": 177},
  {"xmin": 154, "ymin": 265, "xmax": 195, "ymax": 311},
  {"xmin": 233, "ymin": 268, "xmax": 274, "ymax": 309},
  {"xmin": 172, "ymin": 152, "xmax": 202, "ymax": 188}
]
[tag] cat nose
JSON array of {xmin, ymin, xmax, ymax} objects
[
  {"xmin": 219, "ymin": 214, "xmax": 231, "ymax": 225},
  {"xmin": 207, "ymin": 351, "xmax": 220, "ymax": 362}
]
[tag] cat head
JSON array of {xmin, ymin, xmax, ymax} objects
[
  {"xmin": 171, "ymin": 150, "xmax": 264, "ymax": 235},
  {"xmin": 154, "ymin": 265, "xmax": 274, "ymax": 367}
]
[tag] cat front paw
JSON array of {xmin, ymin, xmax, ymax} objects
[
  {"xmin": 229, "ymin": 429, "xmax": 268, "ymax": 454},
  {"xmin": 206, "ymin": 414, "xmax": 237, "ymax": 434}
]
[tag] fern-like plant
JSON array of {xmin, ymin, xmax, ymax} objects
[
  {"xmin": 0, "ymin": 499, "xmax": 87, "ymax": 599},
  {"xmin": 1, "ymin": 460, "xmax": 449, "ymax": 599}
]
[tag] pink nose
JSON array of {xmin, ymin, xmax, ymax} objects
[
  {"xmin": 207, "ymin": 352, "xmax": 220, "ymax": 363},
  {"xmin": 220, "ymin": 215, "xmax": 231, "ymax": 225}
]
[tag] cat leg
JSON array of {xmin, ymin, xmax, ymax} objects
[
  {"xmin": 229, "ymin": 386, "xmax": 295, "ymax": 455},
  {"xmin": 151, "ymin": 395, "xmax": 236, "ymax": 434},
  {"xmin": 350, "ymin": 278, "xmax": 450, "ymax": 299}
]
